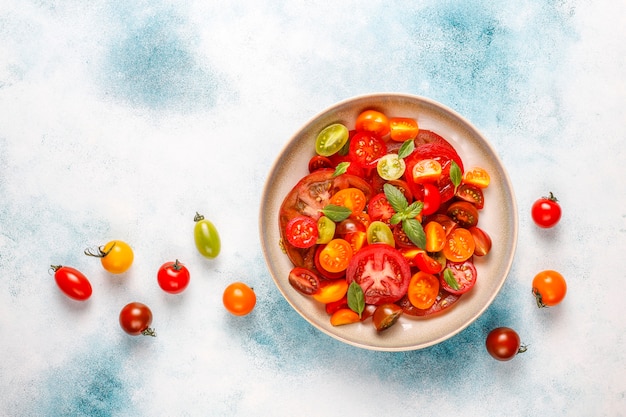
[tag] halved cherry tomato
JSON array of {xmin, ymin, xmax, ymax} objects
[
  {"xmin": 285, "ymin": 215, "xmax": 319, "ymax": 248},
  {"xmin": 346, "ymin": 244, "xmax": 412, "ymax": 305},
  {"xmin": 325, "ymin": 295, "xmax": 348, "ymax": 315},
  {"xmin": 345, "ymin": 231, "xmax": 367, "ymax": 253},
  {"xmin": 316, "ymin": 216, "xmax": 336, "ymax": 244},
  {"xmin": 316, "ymin": 123, "xmax": 349, "ymax": 156},
  {"xmin": 288, "ymin": 267, "xmax": 321, "ymax": 295},
  {"xmin": 407, "ymin": 271, "xmax": 440, "ymax": 310},
  {"xmin": 392, "ymin": 224, "xmax": 415, "ymax": 248},
  {"xmin": 355, "ymin": 110, "xmax": 390, "ymax": 137},
  {"xmin": 404, "ymin": 143, "xmax": 464, "ymax": 203},
  {"xmin": 330, "ymin": 308, "xmax": 361, "ymax": 326},
  {"xmin": 456, "ymin": 183, "xmax": 485, "ymax": 209},
  {"xmin": 372, "ymin": 303, "xmax": 403, "ymax": 331},
  {"xmin": 314, "ymin": 245, "xmax": 346, "ymax": 279},
  {"xmin": 350, "ymin": 211, "xmax": 371, "ymax": 229},
  {"xmin": 308, "ymin": 155, "xmax": 334, "ymax": 172},
  {"xmin": 312, "ymin": 279, "xmax": 349, "ymax": 304},
  {"xmin": 421, "ymin": 183, "xmax": 441, "ymax": 216},
  {"xmin": 411, "ymin": 158, "xmax": 442, "ymax": 184},
  {"xmin": 442, "ymin": 228, "xmax": 475, "ymax": 262},
  {"xmin": 426, "ymin": 213, "xmax": 458, "ymax": 237},
  {"xmin": 399, "ymin": 247, "xmax": 423, "ymax": 266},
  {"xmin": 447, "ymin": 201, "xmax": 479, "ymax": 228},
  {"xmin": 389, "ymin": 117, "xmax": 419, "ymax": 141},
  {"xmin": 330, "ymin": 187, "xmax": 367, "ymax": 213},
  {"xmin": 377, "ymin": 154, "xmax": 406, "ymax": 181},
  {"xmin": 424, "ymin": 221, "xmax": 446, "ymax": 252},
  {"xmin": 349, "ymin": 131, "xmax": 387, "ymax": 168},
  {"xmin": 366, "ymin": 221, "xmax": 395, "ymax": 247},
  {"xmin": 397, "ymin": 290, "xmax": 461, "ymax": 317},
  {"xmin": 441, "ymin": 260, "xmax": 477, "ymax": 294},
  {"xmin": 367, "ymin": 193, "xmax": 395, "ymax": 223},
  {"xmin": 318, "ymin": 238, "xmax": 353, "ymax": 273},
  {"xmin": 469, "ymin": 226, "xmax": 492, "ymax": 256},
  {"xmin": 387, "ymin": 179, "xmax": 413, "ymax": 202},
  {"xmin": 336, "ymin": 217, "xmax": 367, "ymax": 235},
  {"xmin": 414, "ymin": 251, "xmax": 443, "ymax": 274},
  {"xmin": 463, "ymin": 167, "xmax": 490, "ymax": 188}
]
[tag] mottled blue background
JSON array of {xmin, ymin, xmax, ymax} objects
[{"xmin": 1, "ymin": 1, "xmax": 625, "ymax": 416}]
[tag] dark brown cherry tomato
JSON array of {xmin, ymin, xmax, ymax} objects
[
  {"xmin": 397, "ymin": 290, "xmax": 461, "ymax": 317},
  {"xmin": 486, "ymin": 327, "xmax": 526, "ymax": 361},
  {"xmin": 308, "ymin": 155, "xmax": 334, "ymax": 172},
  {"xmin": 372, "ymin": 303, "xmax": 404, "ymax": 331},
  {"xmin": 455, "ymin": 183, "xmax": 485, "ymax": 209},
  {"xmin": 288, "ymin": 267, "xmax": 321, "ymax": 295},
  {"xmin": 447, "ymin": 201, "xmax": 479, "ymax": 228}
]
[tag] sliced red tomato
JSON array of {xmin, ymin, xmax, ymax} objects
[
  {"xmin": 407, "ymin": 271, "xmax": 440, "ymax": 310},
  {"xmin": 345, "ymin": 244, "xmax": 411, "ymax": 305},
  {"xmin": 389, "ymin": 117, "xmax": 419, "ymax": 142},
  {"xmin": 367, "ymin": 193, "xmax": 395, "ymax": 223},
  {"xmin": 392, "ymin": 224, "xmax": 415, "ymax": 248},
  {"xmin": 441, "ymin": 260, "xmax": 477, "ymax": 294},
  {"xmin": 414, "ymin": 251, "xmax": 443, "ymax": 274},
  {"xmin": 349, "ymin": 131, "xmax": 387, "ymax": 168},
  {"xmin": 325, "ymin": 295, "xmax": 348, "ymax": 315},
  {"xmin": 308, "ymin": 155, "xmax": 334, "ymax": 173},
  {"xmin": 345, "ymin": 231, "xmax": 367, "ymax": 253},
  {"xmin": 442, "ymin": 227, "xmax": 475, "ymax": 262},
  {"xmin": 285, "ymin": 215, "xmax": 318, "ymax": 248},
  {"xmin": 447, "ymin": 201, "xmax": 479, "ymax": 228},
  {"xmin": 288, "ymin": 267, "xmax": 321, "ymax": 295},
  {"xmin": 355, "ymin": 110, "xmax": 390, "ymax": 137}
]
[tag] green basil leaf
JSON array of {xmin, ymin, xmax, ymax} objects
[
  {"xmin": 322, "ymin": 204, "xmax": 352, "ymax": 222},
  {"xmin": 390, "ymin": 212, "xmax": 403, "ymax": 225},
  {"xmin": 404, "ymin": 201, "xmax": 424, "ymax": 219},
  {"xmin": 450, "ymin": 160, "xmax": 462, "ymax": 189},
  {"xmin": 347, "ymin": 282, "xmax": 365, "ymax": 318},
  {"xmin": 383, "ymin": 183, "xmax": 408, "ymax": 213},
  {"xmin": 443, "ymin": 268, "xmax": 460, "ymax": 291},
  {"xmin": 402, "ymin": 218, "xmax": 426, "ymax": 249},
  {"xmin": 397, "ymin": 139, "xmax": 415, "ymax": 159},
  {"xmin": 333, "ymin": 162, "xmax": 350, "ymax": 177}
]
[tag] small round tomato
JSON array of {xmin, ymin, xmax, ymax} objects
[
  {"xmin": 441, "ymin": 260, "xmax": 477, "ymax": 294},
  {"xmin": 316, "ymin": 216, "xmax": 336, "ymax": 244},
  {"xmin": 377, "ymin": 154, "xmax": 406, "ymax": 181},
  {"xmin": 486, "ymin": 327, "xmax": 526, "ymax": 361},
  {"xmin": 407, "ymin": 271, "xmax": 440, "ymax": 310},
  {"xmin": 349, "ymin": 131, "xmax": 387, "ymax": 168},
  {"xmin": 285, "ymin": 215, "xmax": 319, "ymax": 249},
  {"xmin": 223, "ymin": 282, "xmax": 257, "ymax": 316},
  {"xmin": 531, "ymin": 192, "xmax": 562, "ymax": 228},
  {"xmin": 288, "ymin": 267, "xmax": 321, "ymax": 295},
  {"xmin": 312, "ymin": 279, "xmax": 349, "ymax": 304},
  {"xmin": 372, "ymin": 303, "xmax": 403, "ymax": 331},
  {"xmin": 330, "ymin": 187, "xmax": 367, "ymax": 213},
  {"xmin": 389, "ymin": 117, "xmax": 418, "ymax": 141},
  {"xmin": 455, "ymin": 183, "xmax": 485, "ymax": 209},
  {"xmin": 50, "ymin": 265, "xmax": 92, "ymax": 301},
  {"xmin": 447, "ymin": 201, "xmax": 479, "ymax": 228},
  {"xmin": 193, "ymin": 213, "xmax": 221, "ymax": 259},
  {"xmin": 157, "ymin": 259, "xmax": 190, "ymax": 294},
  {"xmin": 318, "ymin": 238, "xmax": 353, "ymax": 273},
  {"xmin": 315, "ymin": 123, "xmax": 349, "ymax": 156},
  {"xmin": 463, "ymin": 167, "xmax": 490, "ymax": 188},
  {"xmin": 469, "ymin": 226, "xmax": 492, "ymax": 256},
  {"xmin": 411, "ymin": 158, "xmax": 442, "ymax": 184},
  {"xmin": 424, "ymin": 221, "xmax": 446, "ymax": 252},
  {"xmin": 119, "ymin": 302, "xmax": 156, "ymax": 337},
  {"xmin": 421, "ymin": 183, "xmax": 441, "ymax": 216},
  {"xmin": 367, "ymin": 193, "xmax": 395, "ymax": 223},
  {"xmin": 85, "ymin": 240, "xmax": 134, "ymax": 274},
  {"xmin": 442, "ymin": 228, "xmax": 475, "ymax": 262},
  {"xmin": 330, "ymin": 308, "xmax": 361, "ymax": 326},
  {"xmin": 366, "ymin": 221, "xmax": 395, "ymax": 247},
  {"xmin": 308, "ymin": 155, "xmax": 334, "ymax": 172},
  {"xmin": 532, "ymin": 270, "xmax": 567, "ymax": 307},
  {"xmin": 355, "ymin": 110, "xmax": 390, "ymax": 137}
]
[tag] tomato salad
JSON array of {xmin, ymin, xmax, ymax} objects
[{"xmin": 278, "ymin": 109, "xmax": 492, "ymax": 331}]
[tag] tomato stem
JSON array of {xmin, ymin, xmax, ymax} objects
[
  {"xmin": 532, "ymin": 287, "xmax": 547, "ymax": 308},
  {"xmin": 84, "ymin": 242, "xmax": 115, "ymax": 258},
  {"xmin": 142, "ymin": 327, "xmax": 157, "ymax": 337},
  {"xmin": 518, "ymin": 344, "xmax": 528, "ymax": 354},
  {"xmin": 49, "ymin": 265, "xmax": 62, "ymax": 274},
  {"xmin": 173, "ymin": 259, "xmax": 182, "ymax": 271},
  {"xmin": 546, "ymin": 191, "xmax": 558, "ymax": 202},
  {"xmin": 194, "ymin": 212, "xmax": 205, "ymax": 222}
]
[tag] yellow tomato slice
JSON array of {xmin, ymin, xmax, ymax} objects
[
  {"xmin": 330, "ymin": 308, "xmax": 361, "ymax": 326},
  {"xmin": 312, "ymin": 279, "xmax": 349, "ymax": 304},
  {"xmin": 463, "ymin": 167, "xmax": 490, "ymax": 188},
  {"xmin": 330, "ymin": 188, "xmax": 367, "ymax": 213},
  {"xmin": 412, "ymin": 159, "xmax": 442, "ymax": 184}
]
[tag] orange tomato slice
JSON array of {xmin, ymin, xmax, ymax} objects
[
  {"xmin": 412, "ymin": 159, "xmax": 442, "ymax": 184},
  {"xmin": 312, "ymin": 279, "xmax": 349, "ymax": 304},
  {"xmin": 330, "ymin": 308, "xmax": 361, "ymax": 326},
  {"xmin": 424, "ymin": 221, "xmax": 446, "ymax": 252},
  {"xmin": 442, "ymin": 228, "xmax": 475, "ymax": 262},
  {"xmin": 318, "ymin": 238, "xmax": 353, "ymax": 273},
  {"xmin": 389, "ymin": 117, "xmax": 419, "ymax": 142},
  {"xmin": 407, "ymin": 271, "xmax": 440, "ymax": 310},
  {"xmin": 330, "ymin": 188, "xmax": 367, "ymax": 213},
  {"xmin": 463, "ymin": 167, "xmax": 490, "ymax": 188}
]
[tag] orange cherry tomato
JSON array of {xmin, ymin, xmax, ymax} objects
[
  {"xmin": 330, "ymin": 187, "xmax": 367, "ymax": 213},
  {"xmin": 355, "ymin": 110, "xmax": 390, "ymax": 137},
  {"xmin": 318, "ymin": 238, "xmax": 353, "ymax": 273},
  {"xmin": 407, "ymin": 271, "xmax": 440, "ymax": 310},
  {"xmin": 424, "ymin": 221, "xmax": 446, "ymax": 252},
  {"xmin": 223, "ymin": 282, "xmax": 257, "ymax": 316},
  {"xmin": 463, "ymin": 167, "xmax": 490, "ymax": 188},
  {"xmin": 532, "ymin": 270, "xmax": 567, "ymax": 307},
  {"xmin": 330, "ymin": 308, "xmax": 361, "ymax": 326},
  {"xmin": 442, "ymin": 228, "xmax": 475, "ymax": 262},
  {"xmin": 312, "ymin": 279, "xmax": 349, "ymax": 304},
  {"xmin": 411, "ymin": 159, "xmax": 442, "ymax": 184},
  {"xmin": 389, "ymin": 117, "xmax": 419, "ymax": 142}
]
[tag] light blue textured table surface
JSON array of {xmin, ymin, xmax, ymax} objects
[{"xmin": 1, "ymin": 1, "xmax": 625, "ymax": 416}]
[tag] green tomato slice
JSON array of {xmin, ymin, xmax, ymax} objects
[
  {"xmin": 316, "ymin": 216, "xmax": 336, "ymax": 244},
  {"xmin": 377, "ymin": 154, "xmax": 406, "ymax": 181},
  {"xmin": 366, "ymin": 221, "xmax": 395, "ymax": 247},
  {"xmin": 315, "ymin": 123, "xmax": 349, "ymax": 156}
]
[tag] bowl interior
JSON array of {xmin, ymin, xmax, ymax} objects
[{"xmin": 259, "ymin": 93, "xmax": 517, "ymax": 351}]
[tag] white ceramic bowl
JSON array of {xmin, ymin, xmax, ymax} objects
[{"xmin": 259, "ymin": 93, "xmax": 517, "ymax": 351}]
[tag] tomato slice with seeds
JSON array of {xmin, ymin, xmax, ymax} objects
[
  {"xmin": 367, "ymin": 193, "xmax": 395, "ymax": 223},
  {"xmin": 308, "ymin": 155, "xmax": 334, "ymax": 172},
  {"xmin": 455, "ymin": 183, "xmax": 485, "ymax": 209},
  {"xmin": 314, "ymin": 245, "xmax": 346, "ymax": 279},
  {"xmin": 349, "ymin": 131, "xmax": 387, "ymax": 168},
  {"xmin": 288, "ymin": 267, "xmax": 321, "ymax": 295},
  {"xmin": 463, "ymin": 167, "xmax": 490, "ymax": 188},
  {"xmin": 411, "ymin": 158, "xmax": 442, "ymax": 184},
  {"xmin": 285, "ymin": 215, "xmax": 318, "ymax": 248},
  {"xmin": 407, "ymin": 271, "xmax": 440, "ymax": 310},
  {"xmin": 447, "ymin": 201, "xmax": 479, "ymax": 228},
  {"xmin": 397, "ymin": 289, "xmax": 461, "ymax": 317},
  {"xmin": 414, "ymin": 251, "xmax": 443, "ymax": 274},
  {"xmin": 424, "ymin": 221, "xmax": 446, "ymax": 252},
  {"xmin": 330, "ymin": 187, "xmax": 367, "ymax": 213},
  {"xmin": 441, "ymin": 260, "xmax": 477, "ymax": 294},
  {"xmin": 346, "ymin": 244, "xmax": 412, "ymax": 305},
  {"xmin": 442, "ymin": 228, "xmax": 475, "ymax": 262},
  {"xmin": 318, "ymin": 238, "xmax": 353, "ymax": 273}
]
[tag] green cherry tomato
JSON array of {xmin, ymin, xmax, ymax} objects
[
  {"xmin": 315, "ymin": 123, "xmax": 349, "ymax": 157},
  {"xmin": 316, "ymin": 216, "xmax": 336, "ymax": 244},
  {"xmin": 366, "ymin": 221, "xmax": 395, "ymax": 247},
  {"xmin": 377, "ymin": 153, "xmax": 406, "ymax": 181},
  {"xmin": 194, "ymin": 212, "xmax": 221, "ymax": 258}
]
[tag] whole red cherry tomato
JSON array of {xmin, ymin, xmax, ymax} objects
[
  {"xmin": 119, "ymin": 302, "xmax": 156, "ymax": 337},
  {"xmin": 157, "ymin": 259, "xmax": 190, "ymax": 294},
  {"xmin": 486, "ymin": 327, "xmax": 527, "ymax": 361},
  {"xmin": 531, "ymin": 192, "xmax": 561, "ymax": 228},
  {"xmin": 50, "ymin": 265, "xmax": 92, "ymax": 301}
]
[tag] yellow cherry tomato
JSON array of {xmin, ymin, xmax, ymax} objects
[{"xmin": 85, "ymin": 240, "xmax": 134, "ymax": 274}]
